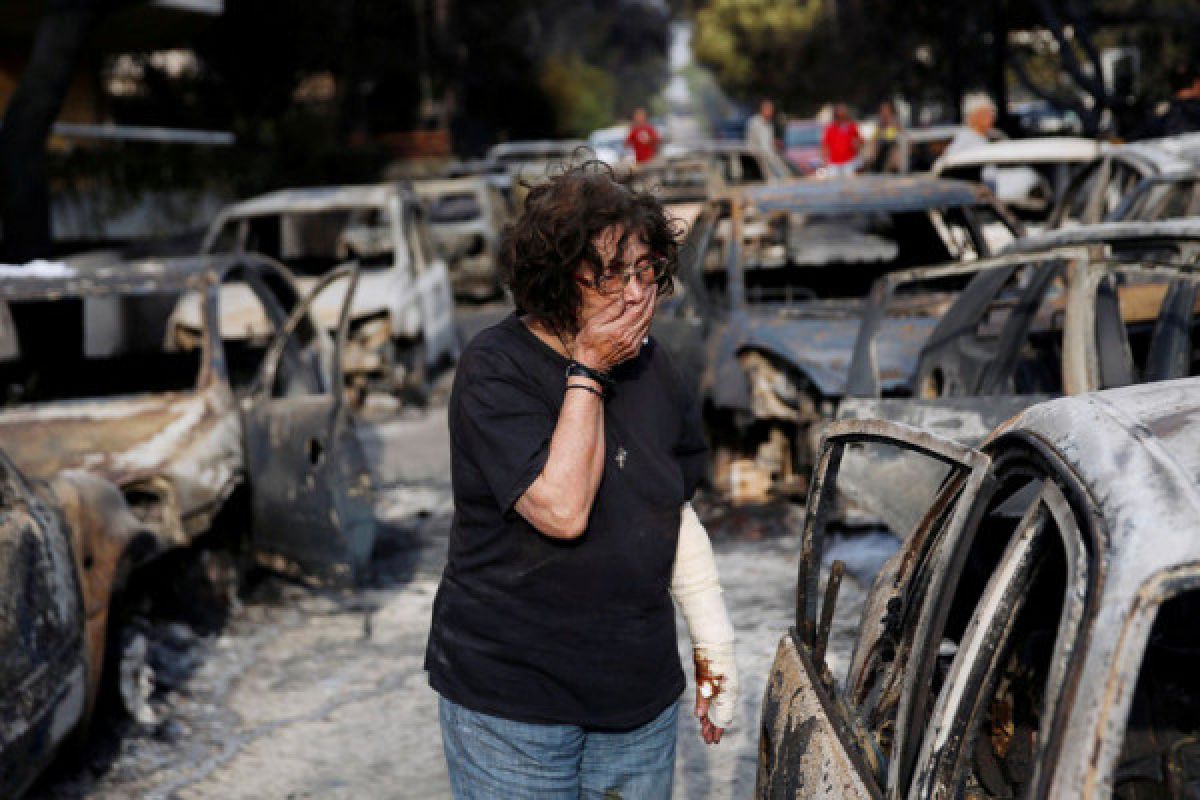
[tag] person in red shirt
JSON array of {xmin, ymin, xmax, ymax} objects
[
  {"xmin": 821, "ymin": 104, "xmax": 862, "ymax": 177},
  {"xmin": 625, "ymin": 108, "xmax": 661, "ymax": 164}
]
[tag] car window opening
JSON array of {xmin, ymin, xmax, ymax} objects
[
  {"xmin": 0, "ymin": 294, "xmax": 201, "ymax": 405},
  {"xmin": 216, "ymin": 208, "xmax": 395, "ymax": 275},
  {"xmin": 1115, "ymin": 588, "xmax": 1200, "ymax": 798}
]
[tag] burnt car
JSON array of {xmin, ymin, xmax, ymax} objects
[
  {"xmin": 414, "ymin": 176, "xmax": 512, "ymax": 301},
  {"xmin": 1047, "ymin": 136, "xmax": 1200, "ymax": 228},
  {"xmin": 653, "ymin": 176, "xmax": 1019, "ymax": 501},
  {"xmin": 658, "ymin": 140, "xmax": 795, "ymax": 185},
  {"xmin": 198, "ymin": 184, "xmax": 459, "ymax": 397},
  {"xmin": 932, "ymin": 137, "xmax": 1102, "ymax": 230},
  {"xmin": 842, "ymin": 221, "xmax": 1200, "ymax": 443},
  {"xmin": 624, "ymin": 156, "xmax": 727, "ymax": 230},
  {"xmin": 0, "ymin": 451, "xmax": 107, "ymax": 797},
  {"xmin": 0, "ymin": 255, "xmax": 376, "ymax": 597},
  {"xmin": 2, "ymin": 254, "xmax": 374, "ymax": 795},
  {"xmin": 759, "ymin": 378, "xmax": 1200, "ymax": 798},
  {"xmin": 1110, "ymin": 167, "xmax": 1200, "ymax": 223}
]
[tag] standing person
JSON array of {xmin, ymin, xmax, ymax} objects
[
  {"xmin": 1139, "ymin": 62, "xmax": 1200, "ymax": 138},
  {"xmin": 946, "ymin": 92, "xmax": 997, "ymax": 156},
  {"xmin": 869, "ymin": 100, "xmax": 902, "ymax": 173},
  {"xmin": 821, "ymin": 103, "xmax": 862, "ymax": 176},
  {"xmin": 624, "ymin": 107, "xmax": 661, "ymax": 164},
  {"xmin": 426, "ymin": 163, "xmax": 738, "ymax": 800},
  {"xmin": 746, "ymin": 98, "xmax": 776, "ymax": 152}
]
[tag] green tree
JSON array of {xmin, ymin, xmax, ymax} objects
[{"xmin": 539, "ymin": 55, "xmax": 618, "ymax": 137}]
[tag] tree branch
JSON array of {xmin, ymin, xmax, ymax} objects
[
  {"xmin": 1009, "ymin": 50, "xmax": 1099, "ymax": 133},
  {"xmin": 1033, "ymin": 0, "xmax": 1107, "ymax": 101}
]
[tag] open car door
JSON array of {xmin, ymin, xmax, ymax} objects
[
  {"xmin": 757, "ymin": 419, "xmax": 991, "ymax": 799},
  {"xmin": 245, "ymin": 264, "xmax": 376, "ymax": 586}
]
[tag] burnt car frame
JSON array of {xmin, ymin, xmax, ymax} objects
[
  {"xmin": 653, "ymin": 176, "xmax": 1020, "ymax": 501},
  {"xmin": 1046, "ymin": 136, "xmax": 1200, "ymax": 228},
  {"xmin": 758, "ymin": 379, "xmax": 1200, "ymax": 798},
  {"xmin": 199, "ymin": 184, "xmax": 459, "ymax": 397},
  {"xmin": 0, "ymin": 253, "xmax": 376, "ymax": 663},
  {"xmin": 842, "ymin": 222, "xmax": 1200, "ymax": 442},
  {"xmin": 0, "ymin": 254, "xmax": 376, "ymax": 795},
  {"xmin": 413, "ymin": 176, "xmax": 512, "ymax": 301}
]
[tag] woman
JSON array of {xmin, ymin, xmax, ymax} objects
[{"xmin": 425, "ymin": 164, "xmax": 737, "ymax": 799}]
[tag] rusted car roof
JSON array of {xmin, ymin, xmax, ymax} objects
[{"xmin": 734, "ymin": 175, "xmax": 990, "ymax": 214}]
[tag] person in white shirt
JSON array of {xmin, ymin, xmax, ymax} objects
[
  {"xmin": 745, "ymin": 98, "xmax": 776, "ymax": 152},
  {"xmin": 946, "ymin": 92, "xmax": 997, "ymax": 156}
]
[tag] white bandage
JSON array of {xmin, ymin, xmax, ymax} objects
[{"xmin": 671, "ymin": 503, "xmax": 738, "ymax": 728}]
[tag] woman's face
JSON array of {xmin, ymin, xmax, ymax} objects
[{"xmin": 577, "ymin": 224, "xmax": 657, "ymax": 327}]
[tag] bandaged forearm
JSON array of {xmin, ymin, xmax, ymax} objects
[{"xmin": 671, "ymin": 503, "xmax": 738, "ymax": 728}]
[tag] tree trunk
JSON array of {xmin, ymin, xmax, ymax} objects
[{"xmin": 0, "ymin": 0, "xmax": 108, "ymax": 263}]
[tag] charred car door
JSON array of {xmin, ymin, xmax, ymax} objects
[
  {"xmin": 244, "ymin": 265, "xmax": 376, "ymax": 585},
  {"xmin": 758, "ymin": 419, "xmax": 992, "ymax": 798}
]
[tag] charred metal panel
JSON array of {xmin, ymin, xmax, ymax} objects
[
  {"xmin": 0, "ymin": 451, "xmax": 86, "ymax": 798},
  {"xmin": 838, "ymin": 396, "xmax": 1047, "ymax": 447},
  {"xmin": 740, "ymin": 175, "xmax": 990, "ymax": 216},
  {"xmin": 245, "ymin": 396, "xmax": 375, "ymax": 585},
  {"xmin": 50, "ymin": 470, "xmax": 153, "ymax": 708},
  {"xmin": 757, "ymin": 633, "xmax": 880, "ymax": 799}
]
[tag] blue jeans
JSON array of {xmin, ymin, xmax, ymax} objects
[{"xmin": 439, "ymin": 696, "xmax": 678, "ymax": 799}]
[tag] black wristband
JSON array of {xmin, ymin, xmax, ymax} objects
[
  {"xmin": 565, "ymin": 383, "xmax": 605, "ymax": 400},
  {"xmin": 566, "ymin": 361, "xmax": 613, "ymax": 391}
]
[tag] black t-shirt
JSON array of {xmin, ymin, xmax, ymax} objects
[{"xmin": 425, "ymin": 313, "xmax": 707, "ymax": 730}]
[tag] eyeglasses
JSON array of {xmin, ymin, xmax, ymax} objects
[{"xmin": 580, "ymin": 255, "xmax": 671, "ymax": 296}]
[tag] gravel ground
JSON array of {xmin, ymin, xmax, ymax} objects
[{"xmin": 30, "ymin": 403, "xmax": 883, "ymax": 800}]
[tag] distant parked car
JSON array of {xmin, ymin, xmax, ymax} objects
[
  {"xmin": 783, "ymin": 120, "xmax": 824, "ymax": 175},
  {"xmin": 658, "ymin": 140, "xmax": 795, "ymax": 184},
  {"xmin": 652, "ymin": 176, "xmax": 1019, "ymax": 502},
  {"xmin": 624, "ymin": 157, "xmax": 726, "ymax": 230},
  {"xmin": 200, "ymin": 184, "xmax": 459, "ymax": 397},
  {"xmin": 414, "ymin": 176, "xmax": 512, "ymax": 301},
  {"xmin": 759, "ymin": 378, "xmax": 1200, "ymax": 799},
  {"xmin": 586, "ymin": 124, "xmax": 630, "ymax": 166}
]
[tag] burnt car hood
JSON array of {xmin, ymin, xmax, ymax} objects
[
  {"xmin": 714, "ymin": 307, "xmax": 938, "ymax": 406},
  {"xmin": 0, "ymin": 393, "xmax": 218, "ymax": 486}
]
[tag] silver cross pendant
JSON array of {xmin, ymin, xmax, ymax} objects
[{"xmin": 615, "ymin": 446, "xmax": 628, "ymax": 470}]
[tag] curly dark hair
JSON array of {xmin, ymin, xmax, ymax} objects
[{"xmin": 499, "ymin": 161, "xmax": 682, "ymax": 335}]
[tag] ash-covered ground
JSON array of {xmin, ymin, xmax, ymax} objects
[{"xmin": 30, "ymin": 401, "xmax": 893, "ymax": 799}]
